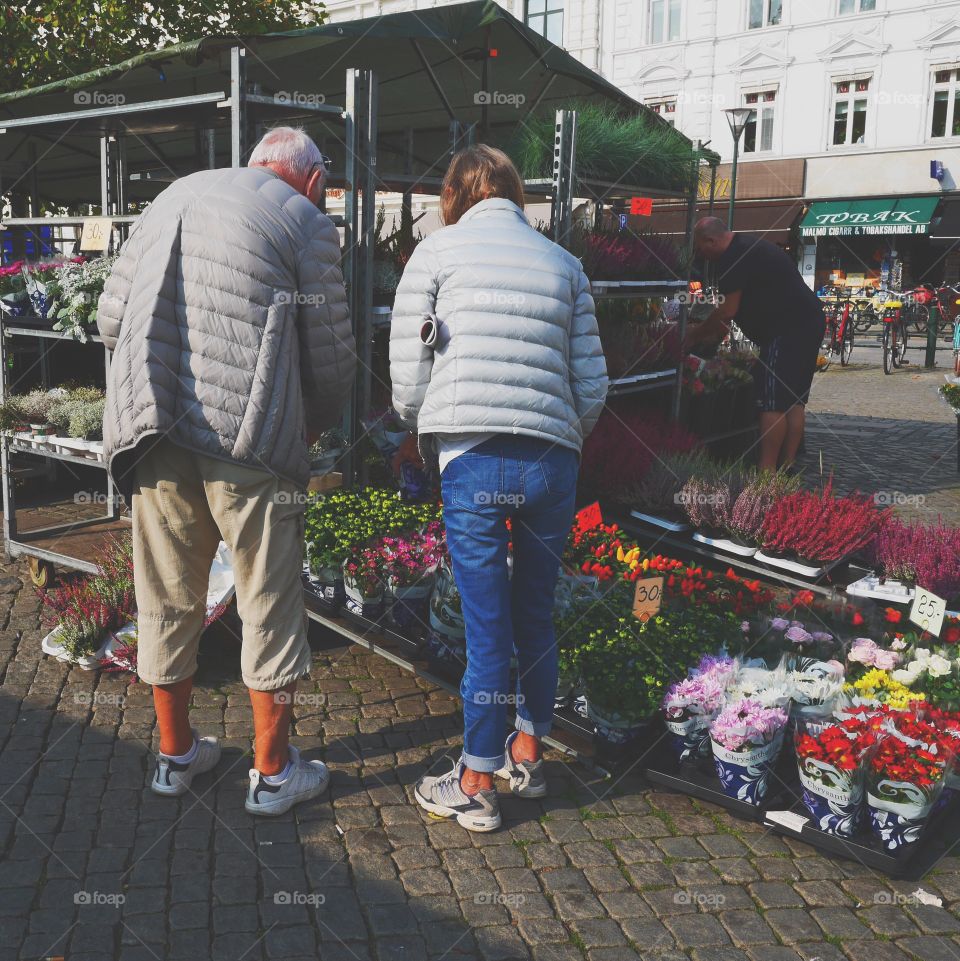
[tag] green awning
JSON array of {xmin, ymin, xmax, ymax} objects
[{"xmin": 798, "ymin": 197, "xmax": 941, "ymax": 238}]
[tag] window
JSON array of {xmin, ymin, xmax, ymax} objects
[
  {"xmin": 748, "ymin": 0, "xmax": 782, "ymax": 29},
  {"xmin": 931, "ymin": 69, "xmax": 960, "ymax": 139},
  {"xmin": 650, "ymin": 0, "xmax": 681, "ymax": 43},
  {"xmin": 742, "ymin": 91, "xmax": 776, "ymax": 152},
  {"xmin": 838, "ymin": 0, "xmax": 876, "ymax": 13},
  {"xmin": 525, "ymin": 0, "xmax": 563, "ymax": 45},
  {"xmin": 646, "ymin": 98, "xmax": 678, "ymax": 126},
  {"xmin": 832, "ymin": 77, "xmax": 870, "ymax": 145}
]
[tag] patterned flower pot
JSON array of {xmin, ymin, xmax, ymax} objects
[
  {"xmin": 867, "ymin": 779, "xmax": 938, "ymax": 852},
  {"xmin": 664, "ymin": 711, "xmax": 713, "ymax": 765},
  {"xmin": 388, "ymin": 576, "xmax": 435, "ymax": 635},
  {"xmin": 554, "ymin": 667, "xmax": 579, "ymax": 708},
  {"xmin": 711, "ymin": 730, "xmax": 785, "ymax": 806},
  {"xmin": 586, "ymin": 701, "xmax": 647, "ymax": 746},
  {"xmin": 309, "ymin": 568, "xmax": 345, "ymax": 609},
  {"xmin": 798, "ymin": 757, "xmax": 864, "ymax": 837},
  {"xmin": 343, "ymin": 580, "xmax": 384, "ymax": 619}
]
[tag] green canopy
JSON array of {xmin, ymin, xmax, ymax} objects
[
  {"xmin": 0, "ymin": 1, "xmax": 695, "ymax": 207},
  {"xmin": 798, "ymin": 197, "xmax": 941, "ymax": 238}
]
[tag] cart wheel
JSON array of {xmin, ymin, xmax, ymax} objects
[{"xmin": 29, "ymin": 558, "xmax": 53, "ymax": 589}]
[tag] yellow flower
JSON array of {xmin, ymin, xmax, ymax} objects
[{"xmin": 616, "ymin": 546, "xmax": 625, "ymax": 563}]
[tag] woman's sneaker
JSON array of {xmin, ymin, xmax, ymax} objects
[
  {"xmin": 151, "ymin": 730, "xmax": 221, "ymax": 797},
  {"xmin": 495, "ymin": 731, "xmax": 547, "ymax": 798},
  {"xmin": 245, "ymin": 745, "xmax": 330, "ymax": 817},
  {"xmin": 415, "ymin": 758, "xmax": 501, "ymax": 832}
]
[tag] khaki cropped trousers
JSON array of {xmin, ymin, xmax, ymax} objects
[{"xmin": 132, "ymin": 437, "xmax": 310, "ymax": 691}]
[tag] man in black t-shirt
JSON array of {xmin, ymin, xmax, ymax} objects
[{"xmin": 686, "ymin": 217, "xmax": 826, "ymax": 471}]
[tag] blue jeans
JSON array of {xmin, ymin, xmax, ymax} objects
[{"xmin": 440, "ymin": 435, "xmax": 579, "ymax": 772}]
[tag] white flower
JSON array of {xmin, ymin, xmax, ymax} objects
[{"xmin": 927, "ymin": 654, "xmax": 953, "ymax": 678}]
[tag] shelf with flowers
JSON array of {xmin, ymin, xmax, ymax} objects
[
  {"xmin": 0, "ymin": 386, "xmax": 107, "ymax": 461},
  {"xmin": 679, "ymin": 351, "xmax": 757, "ymax": 438}
]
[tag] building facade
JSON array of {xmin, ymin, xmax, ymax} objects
[{"xmin": 322, "ymin": 0, "xmax": 960, "ymax": 286}]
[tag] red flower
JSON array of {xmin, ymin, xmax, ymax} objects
[
  {"xmin": 884, "ymin": 607, "xmax": 903, "ymax": 624},
  {"xmin": 852, "ymin": 611, "xmax": 865, "ymax": 626}
]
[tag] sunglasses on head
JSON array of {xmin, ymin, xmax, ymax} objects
[{"xmin": 314, "ymin": 154, "xmax": 332, "ymax": 173}]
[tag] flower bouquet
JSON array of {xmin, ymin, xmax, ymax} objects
[
  {"xmin": 866, "ymin": 715, "xmax": 952, "ymax": 851},
  {"xmin": 795, "ymin": 718, "xmax": 871, "ymax": 836},
  {"xmin": 342, "ymin": 544, "xmax": 385, "ymax": 617},
  {"xmin": 710, "ymin": 698, "xmax": 788, "ymax": 805},
  {"xmin": 662, "ymin": 655, "xmax": 736, "ymax": 763},
  {"xmin": 891, "ymin": 648, "xmax": 959, "ymax": 710}
]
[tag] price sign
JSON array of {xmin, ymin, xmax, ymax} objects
[
  {"xmin": 910, "ymin": 587, "xmax": 947, "ymax": 637},
  {"xmin": 630, "ymin": 197, "xmax": 653, "ymax": 217},
  {"xmin": 575, "ymin": 501, "xmax": 602, "ymax": 532},
  {"xmin": 79, "ymin": 217, "xmax": 112, "ymax": 252},
  {"xmin": 632, "ymin": 576, "xmax": 664, "ymax": 623}
]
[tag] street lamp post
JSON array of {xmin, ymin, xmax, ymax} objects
[{"xmin": 724, "ymin": 107, "xmax": 754, "ymax": 231}]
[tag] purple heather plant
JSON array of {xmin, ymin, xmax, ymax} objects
[
  {"xmin": 872, "ymin": 518, "xmax": 960, "ymax": 602},
  {"xmin": 726, "ymin": 468, "xmax": 802, "ymax": 546}
]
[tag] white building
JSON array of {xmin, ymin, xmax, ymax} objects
[{"xmin": 324, "ymin": 0, "xmax": 960, "ymax": 285}]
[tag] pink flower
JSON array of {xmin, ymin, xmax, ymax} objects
[
  {"xmin": 873, "ymin": 649, "xmax": 901, "ymax": 671},
  {"xmin": 785, "ymin": 625, "xmax": 813, "ymax": 644},
  {"xmin": 741, "ymin": 621, "xmax": 750, "ymax": 633},
  {"xmin": 771, "ymin": 617, "xmax": 789, "ymax": 630},
  {"xmin": 811, "ymin": 632, "xmax": 833, "ymax": 642},
  {"xmin": 848, "ymin": 638, "xmax": 878, "ymax": 665},
  {"xmin": 891, "ymin": 638, "xmax": 907, "ymax": 651}
]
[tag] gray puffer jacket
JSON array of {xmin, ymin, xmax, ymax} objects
[
  {"xmin": 389, "ymin": 198, "xmax": 607, "ymax": 455},
  {"xmin": 97, "ymin": 166, "xmax": 355, "ymax": 498}
]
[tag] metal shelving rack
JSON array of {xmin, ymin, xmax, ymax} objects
[
  {"xmin": 0, "ymin": 51, "xmax": 379, "ymax": 581},
  {"xmin": 0, "ymin": 322, "xmax": 121, "ymax": 582}
]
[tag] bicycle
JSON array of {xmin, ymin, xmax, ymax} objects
[
  {"xmin": 912, "ymin": 283, "xmax": 960, "ymax": 341},
  {"xmin": 819, "ymin": 294, "xmax": 855, "ymax": 369},
  {"xmin": 881, "ymin": 295, "xmax": 909, "ymax": 375}
]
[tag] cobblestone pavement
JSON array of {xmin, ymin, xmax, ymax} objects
[
  {"xmin": 799, "ymin": 350, "xmax": 959, "ymax": 523},
  {"xmin": 3, "ymin": 552, "xmax": 960, "ymax": 961}
]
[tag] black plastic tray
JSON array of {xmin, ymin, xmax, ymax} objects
[
  {"xmin": 763, "ymin": 795, "xmax": 960, "ymax": 877},
  {"xmin": 645, "ymin": 739, "xmax": 797, "ymax": 822}
]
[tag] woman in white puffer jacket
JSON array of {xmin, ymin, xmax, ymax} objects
[{"xmin": 390, "ymin": 145, "xmax": 608, "ymax": 832}]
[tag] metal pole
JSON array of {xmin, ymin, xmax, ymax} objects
[
  {"xmin": 727, "ymin": 138, "xmax": 739, "ymax": 231},
  {"xmin": 552, "ymin": 110, "xmax": 577, "ymax": 246},
  {"xmin": 100, "ymin": 135, "xmax": 111, "ymax": 215},
  {"xmin": 230, "ymin": 46, "xmax": 247, "ymax": 168},
  {"xmin": 358, "ymin": 70, "xmax": 377, "ymax": 489},
  {"xmin": 926, "ymin": 307, "xmax": 938, "ymax": 368},
  {"xmin": 673, "ymin": 144, "xmax": 701, "ymax": 421},
  {"xmin": 707, "ymin": 164, "xmax": 717, "ymax": 218}
]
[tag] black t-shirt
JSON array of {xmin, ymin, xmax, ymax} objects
[{"xmin": 716, "ymin": 235, "xmax": 824, "ymax": 346}]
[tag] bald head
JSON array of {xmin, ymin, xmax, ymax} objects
[{"xmin": 694, "ymin": 217, "xmax": 734, "ymax": 261}]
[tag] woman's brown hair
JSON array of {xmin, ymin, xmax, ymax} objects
[{"xmin": 440, "ymin": 144, "xmax": 525, "ymax": 226}]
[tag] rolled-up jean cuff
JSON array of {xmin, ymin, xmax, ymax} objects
[
  {"xmin": 516, "ymin": 716, "xmax": 552, "ymax": 738},
  {"xmin": 462, "ymin": 751, "xmax": 505, "ymax": 774}
]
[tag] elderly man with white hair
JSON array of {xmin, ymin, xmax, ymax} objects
[{"xmin": 97, "ymin": 126, "xmax": 356, "ymax": 816}]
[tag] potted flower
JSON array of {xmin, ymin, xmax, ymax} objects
[
  {"xmin": 342, "ymin": 544, "xmax": 385, "ymax": 618},
  {"xmin": 871, "ymin": 519, "xmax": 960, "ymax": 607},
  {"xmin": 662, "ymin": 655, "xmax": 735, "ymax": 764},
  {"xmin": 758, "ymin": 480, "xmax": 888, "ymax": 574},
  {"xmin": 891, "ymin": 648, "xmax": 959, "ymax": 710},
  {"xmin": 306, "ymin": 548, "xmax": 346, "ymax": 609},
  {"xmin": 679, "ymin": 461, "xmax": 754, "ymax": 548},
  {"xmin": 725, "ymin": 469, "xmax": 801, "ymax": 549},
  {"xmin": 795, "ymin": 718, "xmax": 871, "ymax": 837},
  {"xmin": 425, "ymin": 554, "xmax": 467, "ymax": 679},
  {"xmin": 621, "ymin": 449, "xmax": 711, "ymax": 531},
  {"xmin": 709, "ymin": 698, "xmax": 788, "ymax": 805},
  {"xmin": 866, "ymin": 716, "xmax": 952, "ymax": 851},
  {"xmin": 382, "ymin": 523, "xmax": 442, "ymax": 643},
  {"xmin": 308, "ymin": 428, "xmax": 347, "ymax": 476}
]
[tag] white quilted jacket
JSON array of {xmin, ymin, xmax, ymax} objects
[
  {"xmin": 389, "ymin": 198, "xmax": 607, "ymax": 454},
  {"xmin": 97, "ymin": 166, "xmax": 356, "ymax": 497}
]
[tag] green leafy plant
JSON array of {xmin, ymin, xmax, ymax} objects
[
  {"xmin": 508, "ymin": 104, "xmax": 700, "ymax": 192},
  {"xmin": 67, "ymin": 399, "xmax": 105, "ymax": 440},
  {"xmin": 45, "ymin": 257, "xmax": 116, "ymax": 342},
  {"xmin": 940, "ymin": 383, "xmax": 960, "ymax": 412}
]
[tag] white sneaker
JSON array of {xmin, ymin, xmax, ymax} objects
[
  {"xmin": 245, "ymin": 745, "xmax": 330, "ymax": 817},
  {"xmin": 414, "ymin": 758, "xmax": 502, "ymax": 832},
  {"xmin": 495, "ymin": 731, "xmax": 547, "ymax": 798},
  {"xmin": 151, "ymin": 730, "xmax": 221, "ymax": 797}
]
